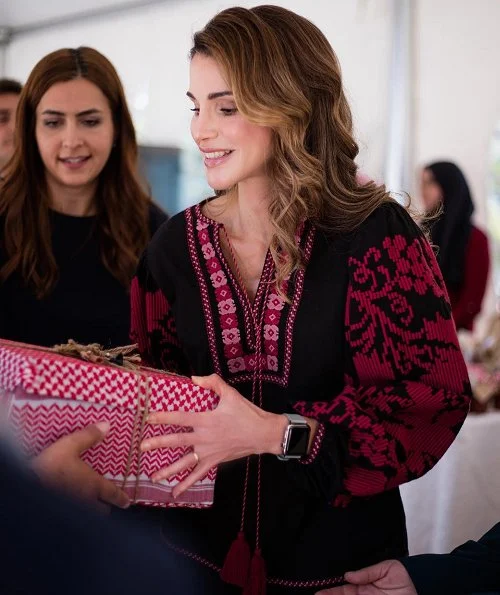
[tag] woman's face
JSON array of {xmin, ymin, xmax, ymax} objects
[
  {"xmin": 188, "ymin": 53, "xmax": 273, "ymax": 191},
  {"xmin": 35, "ymin": 78, "xmax": 114, "ymax": 195},
  {"xmin": 420, "ymin": 168, "xmax": 443, "ymax": 212}
]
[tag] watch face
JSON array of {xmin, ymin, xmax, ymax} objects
[{"xmin": 287, "ymin": 425, "xmax": 311, "ymax": 457}]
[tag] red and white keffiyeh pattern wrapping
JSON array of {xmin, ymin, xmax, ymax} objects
[{"xmin": 0, "ymin": 339, "xmax": 219, "ymax": 507}]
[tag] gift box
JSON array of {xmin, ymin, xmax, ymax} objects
[{"xmin": 0, "ymin": 339, "xmax": 219, "ymax": 507}]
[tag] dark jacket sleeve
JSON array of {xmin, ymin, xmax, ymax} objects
[
  {"xmin": 0, "ymin": 439, "xmax": 201, "ymax": 595},
  {"xmin": 400, "ymin": 523, "xmax": 500, "ymax": 595},
  {"xmin": 291, "ymin": 203, "xmax": 471, "ymax": 501}
]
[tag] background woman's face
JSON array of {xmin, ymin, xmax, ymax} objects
[
  {"xmin": 35, "ymin": 78, "xmax": 114, "ymax": 195},
  {"xmin": 420, "ymin": 168, "xmax": 443, "ymax": 212}
]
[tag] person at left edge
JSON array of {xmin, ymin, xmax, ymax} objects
[
  {"xmin": 0, "ymin": 78, "xmax": 22, "ymax": 175},
  {"xmin": 0, "ymin": 47, "xmax": 167, "ymax": 348}
]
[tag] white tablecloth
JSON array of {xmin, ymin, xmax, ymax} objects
[{"xmin": 400, "ymin": 411, "xmax": 500, "ymax": 555}]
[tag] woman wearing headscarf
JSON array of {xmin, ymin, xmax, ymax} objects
[{"xmin": 421, "ymin": 161, "xmax": 490, "ymax": 331}]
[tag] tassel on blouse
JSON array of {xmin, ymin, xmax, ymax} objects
[
  {"xmin": 220, "ymin": 531, "xmax": 251, "ymax": 587},
  {"xmin": 243, "ymin": 548, "xmax": 267, "ymax": 595}
]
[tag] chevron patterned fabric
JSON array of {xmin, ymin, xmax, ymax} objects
[{"xmin": 0, "ymin": 339, "xmax": 219, "ymax": 507}]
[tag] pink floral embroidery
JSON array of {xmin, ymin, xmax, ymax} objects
[
  {"xmin": 222, "ymin": 328, "xmax": 241, "ymax": 345},
  {"xmin": 267, "ymin": 355, "xmax": 278, "ymax": 371},
  {"xmin": 202, "ymin": 242, "xmax": 216, "ymax": 259},
  {"xmin": 210, "ymin": 270, "xmax": 227, "ymax": 288},
  {"xmin": 268, "ymin": 293, "xmax": 285, "ymax": 311},
  {"xmin": 264, "ymin": 324, "xmax": 279, "ymax": 341},
  {"xmin": 228, "ymin": 357, "xmax": 246, "ymax": 373},
  {"xmin": 218, "ymin": 298, "xmax": 237, "ymax": 315},
  {"xmin": 267, "ymin": 293, "xmax": 285, "ymax": 310}
]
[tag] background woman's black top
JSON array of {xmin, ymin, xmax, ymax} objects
[{"xmin": 0, "ymin": 204, "xmax": 167, "ymax": 348}]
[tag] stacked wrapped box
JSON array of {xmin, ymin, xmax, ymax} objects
[{"xmin": 0, "ymin": 339, "xmax": 218, "ymax": 507}]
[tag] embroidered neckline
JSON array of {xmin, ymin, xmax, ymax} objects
[{"xmin": 187, "ymin": 203, "xmax": 315, "ymax": 387}]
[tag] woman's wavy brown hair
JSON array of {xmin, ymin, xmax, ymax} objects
[
  {"xmin": 191, "ymin": 5, "xmax": 394, "ymax": 289},
  {"xmin": 0, "ymin": 46, "xmax": 152, "ymax": 298}
]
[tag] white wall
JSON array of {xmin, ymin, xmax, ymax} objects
[
  {"xmin": 414, "ymin": 0, "xmax": 500, "ymax": 227},
  {"xmin": 413, "ymin": 0, "xmax": 500, "ymax": 329},
  {"xmin": 4, "ymin": 0, "xmax": 393, "ymax": 183}
]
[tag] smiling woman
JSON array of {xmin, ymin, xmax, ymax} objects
[
  {"xmin": 127, "ymin": 6, "xmax": 472, "ymax": 595},
  {"xmin": 35, "ymin": 78, "xmax": 115, "ymax": 214},
  {"xmin": 0, "ymin": 47, "xmax": 167, "ymax": 348}
]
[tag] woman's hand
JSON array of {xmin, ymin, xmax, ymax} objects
[
  {"xmin": 315, "ymin": 560, "xmax": 417, "ymax": 595},
  {"xmin": 32, "ymin": 422, "xmax": 130, "ymax": 510},
  {"xmin": 140, "ymin": 374, "xmax": 288, "ymax": 498}
]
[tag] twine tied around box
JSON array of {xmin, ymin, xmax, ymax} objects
[
  {"xmin": 52, "ymin": 340, "xmax": 152, "ymax": 500},
  {"xmin": 4, "ymin": 338, "xmax": 153, "ymax": 501}
]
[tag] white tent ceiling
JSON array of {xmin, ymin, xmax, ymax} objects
[{"xmin": 0, "ymin": 0, "xmax": 172, "ymax": 33}]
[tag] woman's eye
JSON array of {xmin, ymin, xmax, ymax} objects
[
  {"xmin": 220, "ymin": 108, "xmax": 237, "ymax": 115},
  {"xmin": 43, "ymin": 120, "xmax": 60, "ymax": 128},
  {"xmin": 82, "ymin": 119, "xmax": 101, "ymax": 127},
  {"xmin": 190, "ymin": 108, "xmax": 200, "ymax": 115}
]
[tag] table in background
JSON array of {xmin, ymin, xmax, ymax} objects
[{"xmin": 400, "ymin": 411, "xmax": 500, "ymax": 554}]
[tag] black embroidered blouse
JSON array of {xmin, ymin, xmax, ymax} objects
[{"xmin": 130, "ymin": 200, "xmax": 471, "ymax": 592}]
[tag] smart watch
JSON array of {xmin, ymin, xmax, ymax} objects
[{"xmin": 277, "ymin": 413, "xmax": 311, "ymax": 461}]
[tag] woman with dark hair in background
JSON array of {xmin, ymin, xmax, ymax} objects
[
  {"xmin": 0, "ymin": 46, "xmax": 167, "ymax": 348},
  {"xmin": 421, "ymin": 161, "xmax": 490, "ymax": 331}
]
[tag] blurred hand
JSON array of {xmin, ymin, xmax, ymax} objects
[
  {"xmin": 141, "ymin": 373, "xmax": 289, "ymax": 498},
  {"xmin": 32, "ymin": 422, "xmax": 130, "ymax": 510},
  {"xmin": 316, "ymin": 560, "xmax": 417, "ymax": 595}
]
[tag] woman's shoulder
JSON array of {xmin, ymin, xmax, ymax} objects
[
  {"xmin": 350, "ymin": 199, "xmax": 422, "ymax": 252},
  {"xmin": 361, "ymin": 199, "xmax": 417, "ymax": 231},
  {"xmin": 147, "ymin": 200, "xmax": 219, "ymax": 251},
  {"xmin": 148, "ymin": 208, "xmax": 187, "ymax": 253},
  {"xmin": 147, "ymin": 202, "xmax": 169, "ymax": 236}
]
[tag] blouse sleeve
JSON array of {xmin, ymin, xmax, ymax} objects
[
  {"xmin": 290, "ymin": 203, "xmax": 471, "ymax": 502},
  {"xmin": 130, "ymin": 250, "xmax": 191, "ymax": 375}
]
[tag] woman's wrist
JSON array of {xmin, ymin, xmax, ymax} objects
[
  {"xmin": 305, "ymin": 418, "xmax": 319, "ymax": 454},
  {"xmin": 258, "ymin": 413, "xmax": 319, "ymax": 457},
  {"xmin": 259, "ymin": 412, "xmax": 288, "ymax": 456}
]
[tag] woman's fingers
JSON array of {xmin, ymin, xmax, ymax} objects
[
  {"xmin": 171, "ymin": 461, "xmax": 212, "ymax": 499},
  {"xmin": 141, "ymin": 431, "xmax": 193, "ymax": 452},
  {"xmin": 151, "ymin": 451, "xmax": 198, "ymax": 483},
  {"xmin": 147, "ymin": 410, "xmax": 200, "ymax": 426},
  {"xmin": 96, "ymin": 473, "xmax": 130, "ymax": 509},
  {"xmin": 191, "ymin": 373, "xmax": 230, "ymax": 397}
]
